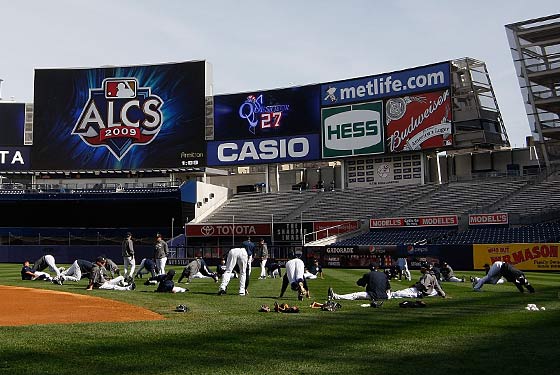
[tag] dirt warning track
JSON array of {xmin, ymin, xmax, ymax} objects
[{"xmin": 0, "ymin": 285, "xmax": 163, "ymax": 326}]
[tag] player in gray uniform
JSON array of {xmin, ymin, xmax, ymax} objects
[
  {"xmin": 86, "ymin": 256, "xmax": 135, "ymax": 291},
  {"xmin": 391, "ymin": 263, "xmax": 446, "ymax": 299},
  {"xmin": 256, "ymin": 238, "xmax": 269, "ymax": 280},
  {"xmin": 121, "ymin": 232, "xmax": 136, "ymax": 281},
  {"xmin": 103, "ymin": 258, "xmax": 120, "ymax": 278},
  {"xmin": 178, "ymin": 256, "xmax": 219, "ymax": 283},
  {"xmin": 440, "ymin": 261, "xmax": 465, "ymax": 282},
  {"xmin": 154, "ymin": 233, "xmax": 169, "ymax": 275}
]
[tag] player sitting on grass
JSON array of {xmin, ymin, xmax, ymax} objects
[{"xmin": 391, "ymin": 263, "xmax": 446, "ymax": 299}]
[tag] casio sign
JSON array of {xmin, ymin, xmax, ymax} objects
[
  {"xmin": 324, "ymin": 109, "xmax": 381, "ymax": 150},
  {"xmin": 218, "ymin": 137, "xmax": 309, "ymax": 162}
]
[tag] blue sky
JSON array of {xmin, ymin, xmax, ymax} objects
[{"xmin": 0, "ymin": 0, "xmax": 558, "ymax": 148}]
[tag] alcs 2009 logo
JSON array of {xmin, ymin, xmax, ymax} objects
[{"xmin": 72, "ymin": 78, "xmax": 164, "ymax": 160}]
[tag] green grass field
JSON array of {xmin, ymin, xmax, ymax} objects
[{"xmin": 0, "ymin": 263, "xmax": 558, "ymax": 375}]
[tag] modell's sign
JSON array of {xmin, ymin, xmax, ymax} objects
[
  {"xmin": 370, "ymin": 215, "xmax": 458, "ymax": 228},
  {"xmin": 386, "ymin": 89, "xmax": 452, "ymax": 152},
  {"xmin": 469, "ymin": 213, "xmax": 508, "ymax": 226},
  {"xmin": 186, "ymin": 223, "xmax": 271, "ymax": 237}
]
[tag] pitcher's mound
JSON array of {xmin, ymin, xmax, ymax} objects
[{"xmin": 0, "ymin": 285, "xmax": 163, "ymax": 326}]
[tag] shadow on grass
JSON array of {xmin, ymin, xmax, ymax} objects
[
  {"xmin": 1, "ymin": 285, "xmax": 558, "ymax": 375},
  {"xmin": 1, "ymin": 268, "xmax": 558, "ymax": 375}
]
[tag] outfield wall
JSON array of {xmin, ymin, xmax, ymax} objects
[
  {"xmin": 0, "ymin": 245, "xmax": 153, "ymax": 265},
  {"xmin": 2, "ymin": 242, "xmax": 558, "ymax": 272}
]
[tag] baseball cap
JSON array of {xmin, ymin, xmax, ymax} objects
[
  {"xmin": 96, "ymin": 256, "xmax": 106, "ymax": 263},
  {"xmin": 156, "ymin": 232, "xmax": 162, "ymax": 237},
  {"xmin": 126, "ymin": 232, "xmax": 132, "ymax": 237}
]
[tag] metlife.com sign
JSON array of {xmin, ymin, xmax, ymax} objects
[{"xmin": 321, "ymin": 62, "xmax": 450, "ymax": 106}]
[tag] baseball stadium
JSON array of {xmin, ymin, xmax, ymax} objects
[{"xmin": 0, "ymin": 13, "xmax": 559, "ymax": 375}]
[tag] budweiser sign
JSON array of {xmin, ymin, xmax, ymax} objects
[{"xmin": 386, "ymin": 89, "xmax": 452, "ymax": 152}]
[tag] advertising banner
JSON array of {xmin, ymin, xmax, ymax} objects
[
  {"xmin": 0, "ymin": 146, "xmax": 31, "ymax": 170},
  {"xmin": 273, "ymin": 222, "xmax": 314, "ymax": 243},
  {"xmin": 322, "ymin": 101, "xmax": 384, "ymax": 158},
  {"xmin": 321, "ymin": 62, "xmax": 450, "ymax": 106},
  {"xmin": 206, "ymin": 133, "xmax": 320, "ymax": 166},
  {"xmin": 473, "ymin": 243, "xmax": 560, "ymax": 271},
  {"xmin": 213, "ymin": 85, "xmax": 320, "ymax": 140},
  {"xmin": 31, "ymin": 61, "xmax": 207, "ymax": 170},
  {"xmin": 370, "ymin": 215, "xmax": 458, "ymax": 228},
  {"xmin": 0, "ymin": 103, "xmax": 25, "ymax": 146},
  {"xmin": 323, "ymin": 245, "xmax": 398, "ymax": 267},
  {"xmin": 385, "ymin": 89, "xmax": 453, "ymax": 152},
  {"xmin": 186, "ymin": 223, "xmax": 271, "ymax": 237},
  {"xmin": 469, "ymin": 213, "xmax": 508, "ymax": 226}
]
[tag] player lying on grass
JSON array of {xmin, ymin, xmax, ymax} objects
[
  {"xmin": 86, "ymin": 256, "xmax": 136, "ymax": 291},
  {"xmin": 145, "ymin": 269, "xmax": 187, "ymax": 293},
  {"xmin": 21, "ymin": 260, "xmax": 56, "ymax": 283}
]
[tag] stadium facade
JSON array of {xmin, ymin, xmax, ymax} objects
[{"xmin": 1, "ymin": 15, "xmax": 559, "ymax": 271}]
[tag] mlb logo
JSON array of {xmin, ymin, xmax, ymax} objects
[{"xmin": 104, "ymin": 78, "xmax": 138, "ymax": 99}]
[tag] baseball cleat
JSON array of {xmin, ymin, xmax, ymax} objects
[{"xmin": 327, "ymin": 287, "xmax": 334, "ymax": 301}]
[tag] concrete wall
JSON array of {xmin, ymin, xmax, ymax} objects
[{"xmin": 442, "ymin": 147, "xmax": 540, "ymax": 181}]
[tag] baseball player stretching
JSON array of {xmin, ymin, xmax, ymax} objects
[
  {"xmin": 279, "ymin": 251, "xmax": 310, "ymax": 301},
  {"xmin": 473, "ymin": 261, "xmax": 535, "ymax": 293},
  {"xmin": 218, "ymin": 247, "xmax": 248, "ymax": 296},
  {"xmin": 32, "ymin": 254, "xmax": 63, "ymax": 278},
  {"xmin": 391, "ymin": 263, "xmax": 446, "ymax": 299}
]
